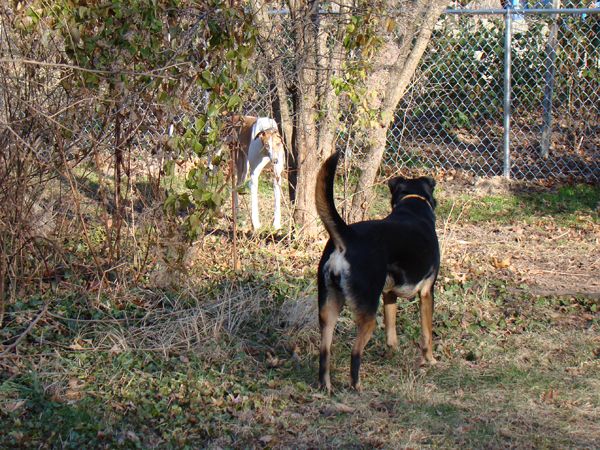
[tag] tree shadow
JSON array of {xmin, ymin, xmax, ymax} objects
[
  {"xmin": 509, "ymin": 181, "xmax": 599, "ymax": 218},
  {"xmin": 70, "ymin": 174, "xmax": 165, "ymax": 217},
  {"xmin": 394, "ymin": 124, "xmax": 599, "ymax": 184}
]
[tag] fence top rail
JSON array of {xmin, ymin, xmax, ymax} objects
[
  {"xmin": 444, "ymin": 7, "xmax": 600, "ymax": 15},
  {"xmin": 267, "ymin": 7, "xmax": 599, "ymax": 16}
]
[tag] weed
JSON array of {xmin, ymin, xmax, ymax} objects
[
  {"xmin": 437, "ymin": 183, "xmax": 599, "ymax": 226},
  {"xmin": 1, "ymin": 179, "xmax": 598, "ymax": 448}
]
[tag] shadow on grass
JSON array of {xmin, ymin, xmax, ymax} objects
[
  {"xmin": 438, "ymin": 182, "xmax": 599, "ymax": 225},
  {"xmin": 511, "ymin": 182, "xmax": 599, "ymax": 217},
  {"xmin": 70, "ymin": 174, "xmax": 164, "ymax": 216},
  {"xmin": 330, "ymin": 357, "xmax": 600, "ymax": 448}
]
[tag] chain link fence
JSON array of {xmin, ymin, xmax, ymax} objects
[
  {"xmin": 389, "ymin": 7, "xmax": 599, "ymax": 181},
  {"xmin": 244, "ymin": 7, "xmax": 599, "ymax": 183},
  {"xmin": 7, "ymin": 7, "xmax": 595, "ymax": 184}
]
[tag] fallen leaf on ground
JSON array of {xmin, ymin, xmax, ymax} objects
[
  {"xmin": 69, "ymin": 342, "xmax": 85, "ymax": 350},
  {"xmin": 266, "ymin": 352, "xmax": 283, "ymax": 368},
  {"xmin": 541, "ymin": 389, "xmax": 559, "ymax": 403},
  {"xmin": 321, "ymin": 402, "xmax": 355, "ymax": 416},
  {"xmin": 259, "ymin": 435, "xmax": 273, "ymax": 444},
  {"xmin": 5, "ymin": 400, "xmax": 25, "ymax": 412},
  {"xmin": 492, "ymin": 256, "xmax": 511, "ymax": 269}
]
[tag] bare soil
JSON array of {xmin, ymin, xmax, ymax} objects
[
  {"xmin": 439, "ymin": 177, "xmax": 599, "ymax": 299},
  {"xmin": 441, "ymin": 220, "xmax": 599, "ymax": 298}
]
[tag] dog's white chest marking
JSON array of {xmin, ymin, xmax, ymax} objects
[{"xmin": 384, "ymin": 273, "xmax": 435, "ymax": 298}]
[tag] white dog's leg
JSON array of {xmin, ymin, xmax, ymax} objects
[
  {"xmin": 272, "ymin": 156, "xmax": 284, "ymax": 230},
  {"xmin": 248, "ymin": 156, "xmax": 269, "ymax": 230}
]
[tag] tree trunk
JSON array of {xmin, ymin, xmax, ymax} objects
[
  {"xmin": 349, "ymin": 126, "xmax": 388, "ymax": 222},
  {"xmin": 290, "ymin": 0, "xmax": 321, "ymax": 236},
  {"xmin": 349, "ymin": 1, "xmax": 446, "ymax": 223},
  {"xmin": 315, "ymin": 3, "xmax": 346, "ymax": 159},
  {"xmin": 251, "ymin": 0, "xmax": 444, "ymax": 233}
]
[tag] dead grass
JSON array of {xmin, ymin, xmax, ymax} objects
[
  {"xmin": 51, "ymin": 282, "xmax": 277, "ymax": 359},
  {"xmin": 1, "ymin": 174, "xmax": 598, "ymax": 448}
]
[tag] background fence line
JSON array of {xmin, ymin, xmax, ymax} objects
[
  {"xmin": 416, "ymin": 7, "xmax": 599, "ymax": 181},
  {"xmin": 241, "ymin": 7, "xmax": 599, "ymax": 182},
  {"xmin": 36, "ymin": 7, "xmax": 596, "ymax": 184}
]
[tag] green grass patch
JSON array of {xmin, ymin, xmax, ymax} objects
[
  {"xmin": 1, "ymin": 352, "xmax": 290, "ymax": 448},
  {"xmin": 2, "ymin": 275, "xmax": 598, "ymax": 448},
  {"xmin": 1, "ymin": 178, "xmax": 598, "ymax": 448},
  {"xmin": 438, "ymin": 184, "xmax": 599, "ymax": 226}
]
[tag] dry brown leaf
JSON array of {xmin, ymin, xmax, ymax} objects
[
  {"xmin": 109, "ymin": 344, "xmax": 123, "ymax": 356},
  {"xmin": 492, "ymin": 256, "xmax": 511, "ymax": 269},
  {"xmin": 266, "ymin": 352, "xmax": 283, "ymax": 368},
  {"xmin": 259, "ymin": 435, "xmax": 273, "ymax": 444},
  {"xmin": 64, "ymin": 378, "xmax": 85, "ymax": 401},
  {"xmin": 125, "ymin": 431, "xmax": 140, "ymax": 443},
  {"xmin": 5, "ymin": 400, "xmax": 25, "ymax": 412},
  {"xmin": 321, "ymin": 402, "xmax": 355, "ymax": 416},
  {"xmin": 68, "ymin": 378, "xmax": 84, "ymax": 389},
  {"xmin": 541, "ymin": 389, "xmax": 559, "ymax": 403},
  {"xmin": 65, "ymin": 390, "xmax": 83, "ymax": 401},
  {"xmin": 456, "ymin": 424, "xmax": 474, "ymax": 434},
  {"xmin": 69, "ymin": 338, "xmax": 92, "ymax": 351}
]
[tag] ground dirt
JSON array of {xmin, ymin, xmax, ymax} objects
[
  {"xmin": 1, "ymin": 172, "xmax": 598, "ymax": 449},
  {"xmin": 440, "ymin": 177, "xmax": 599, "ymax": 299}
]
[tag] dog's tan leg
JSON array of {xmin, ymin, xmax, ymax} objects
[
  {"xmin": 382, "ymin": 292, "xmax": 398, "ymax": 350},
  {"xmin": 350, "ymin": 312, "xmax": 376, "ymax": 391},
  {"xmin": 319, "ymin": 299, "xmax": 341, "ymax": 394},
  {"xmin": 418, "ymin": 287, "xmax": 437, "ymax": 366}
]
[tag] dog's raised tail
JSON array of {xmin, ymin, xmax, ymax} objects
[{"xmin": 315, "ymin": 152, "xmax": 350, "ymax": 251}]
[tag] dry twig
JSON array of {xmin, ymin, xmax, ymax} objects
[{"xmin": 0, "ymin": 302, "xmax": 49, "ymax": 358}]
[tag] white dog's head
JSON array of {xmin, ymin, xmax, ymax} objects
[{"xmin": 257, "ymin": 128, "xmax": 284, "ymax": 165}]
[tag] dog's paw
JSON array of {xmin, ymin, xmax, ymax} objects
[
  {"xmin": 385, "ymin": 339, "xmax": 399, "ymax": 351},
  {"xmin": 416, "ymin": 355, "xmax": 438, "ymax": 369},
  {"xmin": 319, "ymin": 382, "xmax": 333, "ymax": 396},
  {"xmin": 350, "ymin": 381, "xmax": 363, "ymax": 392},
  {"xmin": 384, "ymin": 346, "xmax": 398, "ymax": 359}
]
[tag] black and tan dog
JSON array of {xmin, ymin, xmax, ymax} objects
[{"xmin": 315, "ymin": 152, "xmax": 440, "ymax": 393}]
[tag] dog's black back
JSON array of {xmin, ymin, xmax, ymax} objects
[{"xmin": 315, "ymin": 152, "xmax": 440, "ymax": 392}]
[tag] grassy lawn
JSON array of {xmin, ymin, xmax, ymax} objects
[
  {"xmin": 1, "ymin": 178, "xmax": 598, "ymax": 448},
  {"xmin": 437, "ymin": 183, "xmax": 599, "ymax": 227}
]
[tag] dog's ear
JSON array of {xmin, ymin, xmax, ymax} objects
[
  {"xmin": 421, "ymin": 176, "xmax": 437, "ymax": 208},
  {"xmin": 387, "ymin": 178, "xmax": 397, "ymax": 191},
  {"xmin": 423, "ymin": 176, "xmax": 436, "ymax": 190},
  {"xmin": 256, "ymin": 130, "xmax": 268, "ymax": 142},
  {"xmin": 387, "ymin": 177, "xmax": 405, "ymax": 193}
]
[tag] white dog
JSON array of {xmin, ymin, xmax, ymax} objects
[{"xmin": 227, "ymin": 115, "xmax": 285, "ymax": 230}]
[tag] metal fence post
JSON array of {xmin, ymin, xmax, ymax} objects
[
  {"xmin": 251, "ymin": 7, "xmax": 599, "ymax": 182},
  {"xmin": 540, "ymin": 0, "xmax": 561, "ymax": 159},
  {"xmin": 503, "ymin": 8, "xmax": 513, "ymax": 179}
]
